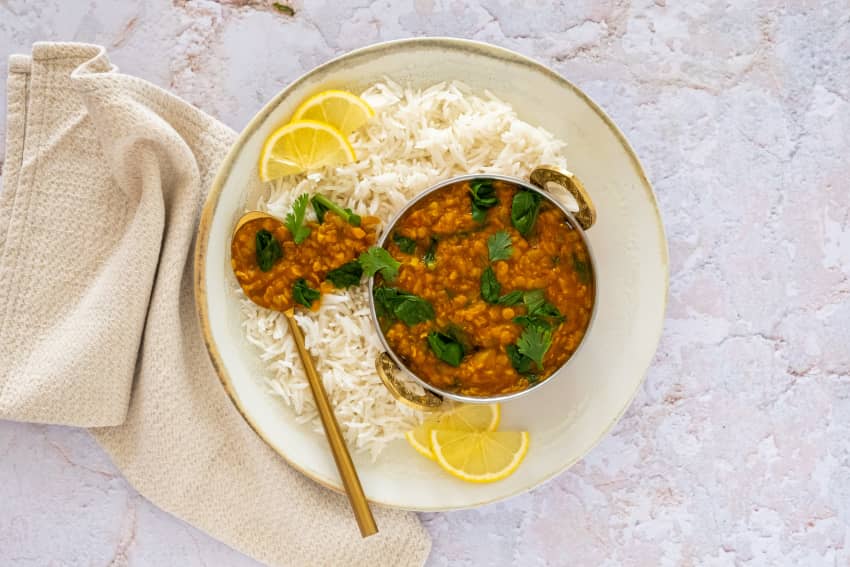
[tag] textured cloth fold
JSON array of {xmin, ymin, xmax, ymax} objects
[{"xmin": 0, "ymin": 42, "xmax": 430, "ymax": 567}]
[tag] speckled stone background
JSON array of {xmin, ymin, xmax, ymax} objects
[{"xmin": 1, "ymin": 1, "xmax": 848, "ymax": 565}]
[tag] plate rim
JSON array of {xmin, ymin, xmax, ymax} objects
[{"xmin": 194, "ymin": 36, "xmax": 669, "ymax": 511}]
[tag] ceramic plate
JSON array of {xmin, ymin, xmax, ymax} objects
[{"xmin": 195, "ymin": 38, "xmax": 668, "ymax": 511}]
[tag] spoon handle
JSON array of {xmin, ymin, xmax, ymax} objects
[{"xmin": 283, "ymin": 311, "xmax": 378, "ymax": 538}]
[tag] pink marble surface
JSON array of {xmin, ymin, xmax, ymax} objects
[{"xmin": 1, "ymin": 1, "xmax": 849, "ymax": 565}]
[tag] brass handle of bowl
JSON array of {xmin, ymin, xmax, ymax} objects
[
  {"xmin": 375, "ymin": 353, "xmax": 443, "ymax": 411},
  {"xmin": 530, "ymin": 166, "xmax": 597, "ymax": 230}
]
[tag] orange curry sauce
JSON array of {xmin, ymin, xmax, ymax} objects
[
  {"xmin": 232, "ymin": 213, "xmax": 378, "ymax": 311},
  {"xmin": 377, "ymin": 180, "xmax": 594, "ymax": 397}
]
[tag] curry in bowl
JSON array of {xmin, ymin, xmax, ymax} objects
[{"xmin": 372, "ymin": 176, "xmax": 595, "ymax": 399}]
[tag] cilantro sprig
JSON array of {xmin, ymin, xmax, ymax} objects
[
  {"xmin": 311, "ymin": 194, "xmax": 361, "ymax": 226},
  {"xmin": 516, "ymin": 324, "xmax": 553, "ymax": 370},
  {"xmin": 507, "ymin": 289, "xmax": 564, "ymax": 377},
  {"xmin": 487, "ymin": 230, "xmax": 513, "ymax": 262},
  {"xmin": 284, "ymin": 194, "xmax": 311, "ymax": 244},
  {"xmin": 512, "ymin": 290, "xmax": 565, "ymax": 329},
  {"xmin": 358, "ymin": 246, "xmax": 401, "ymax": 281}
]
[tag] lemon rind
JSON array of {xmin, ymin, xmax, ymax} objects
[
  {"xmin": 430, "ymin": 430, "xmax": 530, "ymax": 484},
  {"xmin": 290, "ymin": 90, "xmax": 375, "ymax": 133},
  {"xmin": 258, "ymin": 119, "xmax": 356, "ymax": 181}
]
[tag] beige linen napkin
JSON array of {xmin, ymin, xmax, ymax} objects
[{"xmin": 0, "ymin": 43, "xmax": 430, "ymax": 566}]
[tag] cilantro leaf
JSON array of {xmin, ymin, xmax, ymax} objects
[
  {"xmin": 523, "ymin": 290, "xmax": 564, "ymax": 321},
  {"xmin": 481, "ymin": 266, "xmax": 501, "ymax": 303},
  {"xmin": 427, "ymin": 331, "xmax": 465, "ymax": 367},
  {"xmin": 513, "ymin": 315, "xmax": 552, "ymax": 330},
  {"xmin": 517, "ymin": 325, "xmax": 553, "ymax": 370},
  {"xmin": 511, "ymin": 190, "xmax": 541, "ymax": 236},
  {"xmin": 392, "ymin": 233, "xmax": 417, "ymax": 254},
  {"xmin": 469, "ymin": 179, "xmax": 498, "ymax": 222},
  {"xmin": 517, "ymin": 289, "xmax": 565, "ymax": 328},
  {"xmin": 522, "ymin": 290, "xmax": 546, "ymax": 314},
  {"xmin": 292, "ymin": 278, "xmax": 320, "ymax": 308},
  {"xmin": 284, "ymin": 194, "xmax": 311, "ymax": 244},
  {"xmin": 487, "ymin": 230, "xmax": 513, "ymax": 262},
  {"xmin": 373, "ymin": 287, "xmax": 435, "ymax": 326},
  {"xmin": 359, "ymin": 246, "xmax": 401, "ymax": 281},
  {"xmin": 534, "ymin": 301, "xmax": 565, "ymax": 322},
  {"xmin": 255, "ymin": 229, "xmax": 282, "ymax": 272},
  {"xmin": 325, "ymin": 261, "xmax": 363, "ymax": 288}
]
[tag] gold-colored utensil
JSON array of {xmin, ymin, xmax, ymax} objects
[{"xmin": 232, "ymin": 212, "xmax": 378, "ymax": 538}]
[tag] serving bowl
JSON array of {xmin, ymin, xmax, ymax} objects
[
  {"xmin": 370, "ymin": 167, "xmax": 599, "ymax": 410},
  {"xmin": 195, "ymin": 37, "xmax": 668, "ymax": 511}
]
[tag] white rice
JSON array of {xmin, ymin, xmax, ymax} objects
[{"xmin": 239, "ymin": 79, "xmax": 569, "ymax": 460}]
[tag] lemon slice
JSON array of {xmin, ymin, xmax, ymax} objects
[
  {"xmin": 438, "ymin": 403, "xmax": 500, "ymax": 432},
  {"xmin": 258, "ymin": 119, "xmax": 356, "ymax": 181},
  {"xmin": 405, "ymin": 420, "xmax": 440, "ymax": 460},
  {"xmin": 291, "ymin": 90, "xmax": 375, "ymax": 134},
  {"xmin": 431, "ymin": 429, "xmax": 530, "ymax": 483},
  {"xmin": 405, "ymin": 404, "xmax": 500, "ymax": 460}
]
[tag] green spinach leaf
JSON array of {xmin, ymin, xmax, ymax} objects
[
  {"xmin": 469, "ymin": 179, "xmax": 498, "ymax": 222},
  {"xmin": 292, "ymin": 278, "xmax": 320, "ymax": 308},
  {"xmin": 255, "ymin": 229, "xmax": 282, "ymax": 272},
  {"xmin": 427, "ymin": 331, "xmax": 465, "ymax": 367},
  {"xmin": 511, "ymin": 190, "xmax": 541, "ymax": 236},
  {"xmin": 373, "ymin": 287, "xmax": 435, "ymax": 326},
  {"xmin": 506, "ymin": 344, "xmax": 535, "ymax": 374},
  {"xmin": 481, "ymin": 266, "xmax": 501, "ymax": 303},
  {"xmin": 325, "ymin": 261, "xmax": 363, "ymax": 288},
  {"xmin": 496, "ymin": 290, "xmax": 524, "ymax": 306},
  {"xmin": 392, "ymin": 233, "xmax": 417, "ymax": 254}
]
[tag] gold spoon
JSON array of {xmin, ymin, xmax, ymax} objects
[{"xmin": 232, "ymin": 212, "xmax": 378, "ymax": 538}]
